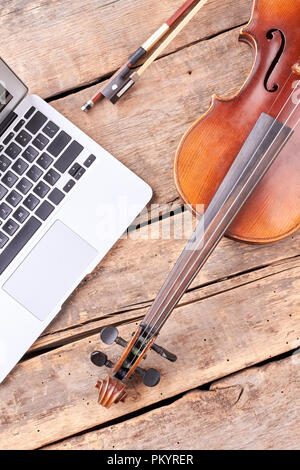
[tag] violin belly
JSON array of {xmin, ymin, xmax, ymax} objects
[
  {"xmin": 174, "ymin": 0, "xmax": 300, "ymax": 245},
  {"xmin": 174, "ymin": 96, "xmax": 300, "ymax": 245}
]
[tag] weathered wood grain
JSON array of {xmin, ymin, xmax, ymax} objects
[
  {"xmin": 1, "ymin": 0, "xmax": 299, "ymax": 451},
  {"xmin": 26, "ymin": 28, "xmax": 291, "ymax": 343},
  {"xmin": 46, "ymin": 353, "xmax": 300, "ymax": 450},
  {"xmin": 32, "ymin": 255, "xmax": 300, "ymax": 352},
  {"xmin": 37, "ymin": 209, "xmax": 300, "ymax": 349},
  {"xmin": 0, "ymin": 0, "xmax": 252, "ymax": 98},
  {"xmin": 50, "ymin": 27, "xmax": 252, "ymax": 219},
  {"xmin": 47, "ymin": 350, "xmax": 300, "ymax": 450},
  {"xmin": 0, "ymin": 261, "xmax": 299, "ymax": 449}
]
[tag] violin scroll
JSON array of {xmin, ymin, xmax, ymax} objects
[
  {"xmin": 91, "ymin": 326, "xmax": 177, "ymax": 407},
  {"xmin": 95, "ymin": 376, "xmax": 127, "ymax": 408}
]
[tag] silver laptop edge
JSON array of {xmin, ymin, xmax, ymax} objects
[{"xmin": 0, "ymin": 58, "xmax": 152, "ymax": 383}]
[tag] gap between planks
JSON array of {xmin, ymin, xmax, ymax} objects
[
  {"xmin": 33, "ymin": 205, "xmax": 300, "ymax": 351},
  {"xmin": 46, "ymin": 20, "xmax": 248, "ymax": 104},
  {"xmin": 0, "ymin": 0, "xmax": 252, "ymax": 98},
  {"xmin": 0, "ymin": 0, "xmax": 298, "ymax": 452},
  {"xmin": 0, "ymin": 254, "xmax": 299, "ymax": 449},
  {"xmin": 29, "ymin": 254, "xmax": 300, "ymax": 354},
  {"xmin": 36, "ymin": 27, "xmax": 298, "ymax": 347},
  {"xmin": 47, "ymin": 26, "xmax": 254, "ymax": 227},
  {"xmin": 44, "ymin": 351, "xmax": 300, "ymax": 450}
]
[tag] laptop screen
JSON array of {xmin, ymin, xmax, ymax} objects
[
  {"xmin": 0, "ymin": 82, "xmax": 13, "ymax": 113},
  {"xmin": 0, "ymin": 58, "xmax": 27, "ymax": 125}
]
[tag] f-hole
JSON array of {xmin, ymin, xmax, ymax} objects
[{"xmin": 264, "ymin": 29, "xmax": 286, "ymax": 93}]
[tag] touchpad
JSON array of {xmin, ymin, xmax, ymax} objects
[{"xmin": 3, "ymin": 220, "xmax": 98, "ymax": 321}]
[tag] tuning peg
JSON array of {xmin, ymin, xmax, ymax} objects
[
  {"xmin": 151, "ymin": 343, "xmax": 177, "ymax": 362},
  {"xmin": 90, "ymin": 351, "xmax": 114, "ymax": 368},
  {"xmin": 100, "ymin": 326, "xmax": 127, "ymax": 347},
  {"xmin": 136, "ymin": 367, "xmax": 161, "ymax": 387}
]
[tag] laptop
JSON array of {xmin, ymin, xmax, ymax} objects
[{"xmin": 0, "ymin": 58, "xmax": 152, "ymax": 383}]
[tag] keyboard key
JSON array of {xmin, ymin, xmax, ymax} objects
[
  {"xmin": 0, "ymin": 155, "xmax": 12, "ymax": 172},
  {"xmin": 54, "ymin": 141, "xmax": 83, "ymax": 173},
  {"xmin": 3, "ymin": 132, "xmax": 14, "ymax": 145},
  {"xmin": 0, "ymin": 216, "xmax": 41, "ymax": 275},
  {"xmin": 0, "ymin": 184, "xmax": 8, "ymax": 200},
  {"xmin": 3, "ymin": 219, "xmax": 19, "ymax": 236},
  {"xmin": 2, "ymin": 171, "xmax": 18, "ymax": 188},
  {"xmin": 24, "ymin": 194, "xmax": 40, "ymax": 211},
  {"xmin": 74, "ymin": 167, "xmax": 86, "ymax": 180},
  {"xmin": 13, "ymin": 206, "xmax": 29, "ymax": 224},
  {"xmin": 44, "ymin": 168, "xmax": 60, "ymax": 186},
  {"xmin": 63, "ymin": 179, "xmax": 75, "ymax": 193},
  {"xmin": 26, "ymin": 165, "xmax": 43, "ymax": 182},
  {"xmin": 34, "ymin": 181, "xmax": 50, "ymax": 198},
  {"xmin": 47, "ymin": 131, "xmax": 71, "ymax": 157},
  {"xmin": 37, "ymin": 153, "xmax": 53, "ymax": 170},
  {"xmin": 35, "ymin": 201, "xmax": 54, "ymax": 221},
  {"xmin": 43, "ymin": 121, "xmax": 59, "ymax": 138},
  {"xmin": 0, "ymin": 232, "xmax": 9, "ymax": 249},
  {"xmin": 6, "ymin": 190, "xmax": 22, "ymax": 207},
  {"xmin": 2, "ymin": 112, "xmax": 18, "ymax": 134},
  {"xmin": 16, "ymin": 177, "xmax": 33, "ymax": 195},
  {"xmin": 12, "ymin": 158, "xmax": 29, "ymax": 176},
  {"xmin": 69, "ymin": 163, "xmax": 81, "ymax": 177},
  {"xmin": 25, "ymin": 111, "xmax": 47, "ymax": 134},
  {"xmin": 24, "ymin": 106, "xmax": 36, "ymax": 120},
  {"xmin": 14, "ymin": 119, "xmax": 25, "ymax": 132},
  {"xmin": 0, "ymin": 203, "xmax": 12, "ymax": 220},
  {"xmin": 48, "ymin": 188, "xmax": 65, "ymax": 205},
  {"xmin": 15, "ymin": 130, "xmax": 32, "ymax": 147},
  {"xmin": 22, "ymin": 145, "xmax": 39, "ymax": 163},
  {"xmin": 5, "ymin": 142, "xmax": 22, "ymax": 160},
  {"xmin": 32, "ymin": 133, "xmax": 49, "ymax": 151},
  {"xmin": 84, "ymin": 154, "xmax": 96, "ymax": 168}
]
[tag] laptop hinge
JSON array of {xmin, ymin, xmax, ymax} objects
[{"xmin": 0, "ymin": 111, "xmax": 17, "ymax": 138}]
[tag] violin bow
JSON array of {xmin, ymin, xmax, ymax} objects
[{"xmin": 81, "ymin": 0, "xmax": 208, "ymax": 111}]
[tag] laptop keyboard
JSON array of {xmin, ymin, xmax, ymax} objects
[{"xmin": 0, "ymin": 106, "xmax": 96, "ymax": 275}]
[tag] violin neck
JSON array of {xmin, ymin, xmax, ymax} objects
[{"xmin": 143, "ymin": 112, "xmax": 293, "ymax": 336}]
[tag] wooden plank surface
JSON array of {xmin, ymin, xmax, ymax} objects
[
  {"xmin": 46, "ymin": 353, "xmax": 300, "ymax": 450},
  {"xmin": 0, "ymin": 0, "xmax": 299, "ymax": 451},
  {"xmin": 25, "ymin": 21, "xmax": 298, "ymax": 351},
  {"xmin": 0, "ymin": 0, "xmax": 251, "ymax": 98},
  {"xmin": 49, "ymin": 27, "xmax": 253, "ymax": 218},
  {"xmin": 33, "ymin": 252, "xmax": 300, "ymax": 353},
  {"xmin": 0, "ymin": 258, "xmax": 299, "ymax": 449},
  {"xmin": 25, "ymin": 26, "xmax": 257, "ymax": 344},
  {"xmin": 35, "ymin": 212, "xmax": 300, "ymax": 352}
]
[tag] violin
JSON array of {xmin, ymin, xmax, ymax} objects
[{"xmin": 91, "ymin": 0, "xmax": 300, "ymax": 408}]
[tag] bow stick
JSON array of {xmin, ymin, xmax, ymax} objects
[{"xmin": 81, "ymin": 0, "xmax": 208, "ymax": 111}]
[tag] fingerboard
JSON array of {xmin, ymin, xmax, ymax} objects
[{"xmin": 143, "ymin": 113, "xmax": 293, "ymax": 335}]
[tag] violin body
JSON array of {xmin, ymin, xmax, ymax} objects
[
  {"xmin": 93, "ymin": 0, "xmax": 300, "ymax": 409},
  {"xmin": 174, "ymin": 0, "xmax": 300, "ymax": 244}
]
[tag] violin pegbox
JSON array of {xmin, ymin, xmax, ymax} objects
[{"xmin": 90, "ymin": 325, "xmax": 177, "ymax": 407}]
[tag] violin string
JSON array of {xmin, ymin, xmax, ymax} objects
[
  {"xmin": 149, "ymin": 81, "xmax": 300, "ymax": 330},
  {"xmin": 125, "ymin": 83, "xmax": 300, "ymax": 371},
  {"xmin": 122, "ymin": 78, "xmax": 300, "ymax": 374},
  {"xmin": 153, "ymin": 100, "xmax": 300, "ymax": 333},
  {"xmin": 129, "ymin": 84, "xmax": 300, "ymax": 366},
  {"xmin": 151, "ymin": 92, "xmax": 300, "ymax": 332},
  {"xmin": 268, "ymin": 71, "xmax": 293, "ymax": 114}
]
